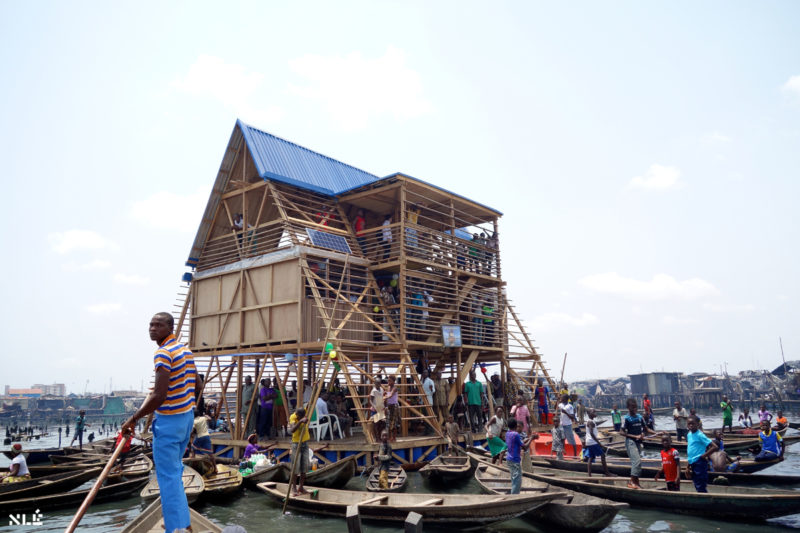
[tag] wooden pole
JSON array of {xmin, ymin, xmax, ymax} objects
[
  {"xmin": 559, "ymin": 352, "xmax": 568, "ymax": 391},
  {"xmin": 64, "ymin": 435, "xmax": 130, "ymax": 533},
  {"xmin": 283, "ymin": 255, "xmax": 350, "ymax": 513}
]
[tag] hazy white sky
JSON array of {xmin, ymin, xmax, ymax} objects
[{"xmin": 1, "ymin": 1, "xmax": 798, "ymax": 394}]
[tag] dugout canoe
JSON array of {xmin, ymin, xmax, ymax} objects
[
  {"xmin": 473, "ymin": 459, "xmax": 627, "ymax": 533},
  {"xmin": 201, "ymin": 464, "xmax": 243, "ymax": 500},
  {"xmin": 535, "ymin": 455, "xmax": 799, "ymax": 486},
  {"xmin": 140, "ymin": 465, "xmax": 204, "ymax": 505},
  {"xmin": 304, "ymin": 456, "xmax": 356, "ymax": 489},
  {"xmin": 2, "ymin": 447, "xmax": 67, "ymax": 465},
  {"xmin": 242, "ymin": 462, "xmax": 289, "ymax": 489},
  {"xmin": 529, "ymin": 467, "xmax": 800, "ymax": 521},
  {"xmin": 419, "ymin": 454, "xmax": 475, "ymax": 484},
  {"xmin": 121, "ymin": 497, "xmax": 222, "ymax": 533},
  {"xmin": 0, "ymin": 476, "xmax": 147, "ymax": 514},
  {"xmin": 366, "ymin": 465, "xmax": 407, "ymax": 493},
  {"xmin": 0, "ymin": 468, "xmax": 101, "ymax": 501},
  {"xmin": 258, "ymin": 481, "xmax": 566, "ymax": 527}
]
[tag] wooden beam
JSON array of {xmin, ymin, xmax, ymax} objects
[{"xmin": 448, "ymin": 350, "xmax": 479, "ymax": 409}]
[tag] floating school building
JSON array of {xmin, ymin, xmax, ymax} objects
[{"xmin": 176, "ymin": 120, "xmax": 554, "ymax": 466}]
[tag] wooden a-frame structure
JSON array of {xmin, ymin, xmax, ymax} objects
[{"xmin": 173, "ymin": 120, "xmax": 556, "ymax": 452}]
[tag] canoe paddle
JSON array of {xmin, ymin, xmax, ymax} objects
[{"xmin": 64, "ymin": 433, "xmax": 131, "ymax": 533}]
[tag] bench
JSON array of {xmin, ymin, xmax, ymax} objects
[
  {"xmin": 358, "ymin": 495, "xmax": 389, "ymax": 506},
  {"xmin": 415, "ymin": 498, "xmax": 443, "ymax": 506}
]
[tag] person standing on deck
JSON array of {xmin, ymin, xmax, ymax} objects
[
  {"xmin": 354, "ymin": 208, "xmax": 367, "ymax": 255},
  {"xmin": 464, "ymin": 370, "xmax": 483, "ymax": 433},
  {"xmin": 380, "ymin": 213, "xmax": 392, "ymax": 260},
  {"xmin": 720, "ymin": 395, "xmax": 734, "ymax": 434},
  {"xmin": 558, "ymin": 393, "xmax": 578, "ymax": 457},
  {"xmin": 257, "ymin": 379, "xmax": 275, "ymax": 440},
  {"xmin": 686, "ymin": 415, "xmax": 717, "ymax": 492},
  {"xmin": 673, "ymin": 400, "xmax": 689, "ymax": 442},
  {"xmin": 121, "ymin": 312, "xmax": 196, "ymax": 533},
  {"xmin": 505, "ymin": 419, "xmax": 534, "ymax": 494},
  {"xmin": 241, "ymin": 375, "xmax": 256, "ymax": 437},
  {"xmin": 422, "ymin": 370, "xmax": 436, "ymax": 409},
  {"xmin": 433, "ymin": 371, "xmax": 449, "ymax": 425}
]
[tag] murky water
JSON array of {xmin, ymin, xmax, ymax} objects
[{"xmin": 2, "ymin": 410, "xmax": 799, "ymax": 532}]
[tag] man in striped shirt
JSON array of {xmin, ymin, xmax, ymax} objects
[{"xmin": 122, "ymin": 312, "xmax": 196, "ymax": 533}]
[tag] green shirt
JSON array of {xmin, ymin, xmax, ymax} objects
[
  {"xmin": 611, "ymin": 410, "xmax": 621, "ymax": 425},
  {"xmin": 275, "ymin": 388, "xmax": 285, "ymax": 407},
  {"xmin": 465, "ymin": 380, "xmax": 483, "ymax": 406},
  {"xmin": 721, "ymin": 401, "xmax": 732, "ymax": 418}
]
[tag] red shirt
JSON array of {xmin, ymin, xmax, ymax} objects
[
  {"xmin": 355, "ymin": 216, "xmax": 366, "ymax": 235},
  {"xmin": 660, "ymin": 448, "xmax": 680, "ymax": 482},
  {"xmin": 643, "ymin": 398, "xmax": 652, "ymax": 414}
]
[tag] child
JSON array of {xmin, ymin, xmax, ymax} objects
[
  {"xmin": 444, "ymin": 414, "xmax": 462, "ymax": 452},
  {"xmin": 510, "ymin": 395, "xmax": 531, "ymax": 435},
  {"xmin": 485, "ymin": 407, "xmax": 507, "ymax": 464},
  {"xmin": 689, "ymin": 408, "xmax": 703, "ymax": 429},
  {"xmin": 686, "ymin": 415, "xmax": 717, "ymax": 493},
  {"xmin": 610, "ymin": 404, "xmax": 622, "ymax": 432},
  {"xmin": 374, "ymin": 430, "xmax": 392, "ymax": 490},
  {"xmin": 505, "ymin": 419, "xmax": 535, "ymax": 494},
  {"xmin": 453, "ymin": 395, "xmax": 468, "ymax": 430},
  {"xmin": 584, "ymin": 409, "xmax": 610, "ymax": 476},
  {"xmin": 738, "ymin": 408, "xmax": 753, "ymax": 428},
  {"xmin": 775, "ymin": 410, "xmax": 788, "ymax": 431},
  {"xmin": 758, "ymin": 404, "xmax": 772, "ymax": 424},
  {"xmin": 654, "ymin": 435, "xmax": 680, "ymax": 491},
  {"xmin": 619, "ymin": 398, "xmax": 661, "ymax": 489},
  {"xmin": 755, "ymin": 419, "xmax": 783, "ymax": 462},
  {"xmin": 551, "ymin": 418, "xmax": 566, "ymax": 460}
]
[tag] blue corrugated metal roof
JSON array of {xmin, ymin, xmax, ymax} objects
[{"xmin": 238, "ymin": 119, "xmax": 381, "ymax": 195}]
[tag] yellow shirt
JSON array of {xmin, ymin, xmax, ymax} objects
[{"xmin": 289, "ymin": 413, "xmax": 310, "ymax": 443}]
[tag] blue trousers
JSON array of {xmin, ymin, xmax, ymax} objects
[
  {"xmin": 508, "ymin": 460, "xmax": 522, "ymax": 494},
  {"xmin": 690, "ymin": 460, "xmax": 709, "ymax": 493},
  {"xmin": 153, "ymin": 411, "xmax": 193, "ymax": 532}
]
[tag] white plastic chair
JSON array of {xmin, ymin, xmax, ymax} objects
[
  {"xmin": 308, "ymin": 410, "xmax": 331, "ymax": 441},
  {"xmin": 321, "ymin": 414, "xmax": 343, "ymax": 439}
]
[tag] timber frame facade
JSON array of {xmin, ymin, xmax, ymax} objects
[{"xmin": 174, "ymin": 120, "xmax": 554, "ymax": 454}]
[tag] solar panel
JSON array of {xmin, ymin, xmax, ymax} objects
[{"xmin": 306, "ymin": 228, "xmax": 352, "ymax": 254}]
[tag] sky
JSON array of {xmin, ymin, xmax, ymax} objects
[{"xmin": 1, "ymin": 1, "xmax": 798, "ymax": 394}]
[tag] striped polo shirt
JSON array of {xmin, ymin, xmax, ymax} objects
[{"xmin": 153, "ymin": 334, "xmax": 196, "ymax": 415}]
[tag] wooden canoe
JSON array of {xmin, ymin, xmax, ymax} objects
[
  {"xmin": 0, "ymin": 468, "xmax": 101, "ymax": 501},
  {"xmin": 366, "ymin": 465, "xmax": 407, "ymax": 493},
  {"xmin": 258, "ymin": 481, "xmax": 566, "ymax": 527},
  {"xmin": 530, "ymin": 467, "xmax": 800, "ymax": 521},
  {"xmin": 121, "ymin": 497, "xmax": 222, "ymax": 533},
  {"xmin": 0, "ymin": 476, "xmax": 147, "ymax": 514},
  {"xmin": 304, "ymin": 456, "xmax": 356, "ymax": 489},
  {"xmin": 201, "ymin": 464, "xmax": 243, "ymax": 499},
  {"xmin": 242, "ymin": 462, "xmax": 289, "ymax": 489},
  {"xmin": 473, "ymin": 459, "xmax": 627, "ymax": 533},
  {"xmin": 535, "ymin": 455, "xmax": 800, "ymax": 485},
  {"xmin": 141, "ymin": 465, "xmax": 205, "ymax": 505},
  {"xmin": 2, "ymin": 447, "xmax": 67, "ymax": 465},
  {"xmin": 419, "ymin": 453, "xmax": 475, "ymax": 484}
]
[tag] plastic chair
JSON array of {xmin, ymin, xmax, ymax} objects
[
  {"xmin": 321, "ymin": 414, "xmax": 343, "ymax": 439},
  {"xmin": 308, "ymin": 409, "xmax": 331, "ymax": 441}
]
